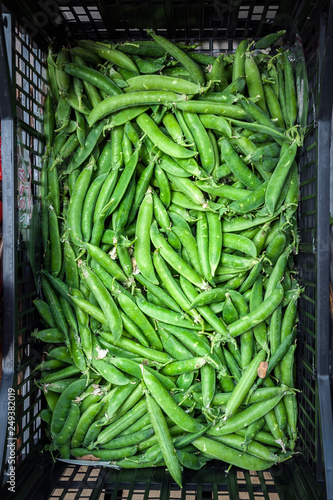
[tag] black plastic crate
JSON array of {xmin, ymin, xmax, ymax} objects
[{"xmin": 0, "ymin": 1, "xmax": 332, "ymax": 499}]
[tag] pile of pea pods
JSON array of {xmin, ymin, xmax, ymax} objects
[{"xmin": 34, "ymin": 29, "xmax": 303, "ymax": 486}]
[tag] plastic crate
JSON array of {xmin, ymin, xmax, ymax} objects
[{"xmin": 0, "ymin": 1, "xmax": 332, "ymax": 499}]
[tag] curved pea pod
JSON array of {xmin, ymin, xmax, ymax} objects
[
  {"xmin": 222, "ymin": 209, "xmax": 281, "ymax": 234},
  {"xmin": 264, "ymin": 245, "xmax": 293, "ymax": 300},
  {"xmin": 193, "ymin": 436, "xmax": 275, "ymax": 471},
  {"xmin": 200, "ymin": 363, "xmax": 216, "ymax": 412},
  {"xmin": 199, "ymin": 113, "xmax": 232, "ymax": 138},
  {"xmin": 50, "ymin": 378, "xmax": 88, "ymax": 437},
  {"xmin": 263, "ymin": 83, "xmax": 285, "ymax": 129},
  {"xmin": 265, "ymin": 141, "xmax": 298, "ymax": 215},
  {"xmin": 32, "ymin": 328, "xmax": 65, "ymax": 344},
  {"xmin": 208, "ymin": 392, "xmax": 286, "ymax": 437},
  {"xmin": 189, "ymin": 286, "xmax": 229, "ymax": 309},
  {"xmin": 158, "ymin": 325, "xmax": 193, "ymax": 361},
  {"xmin": 64, "ymin": 63, "xmax": 121, "ymax": 96},
  {"xmin": 255, "ymin": 30, "xmax": 286, "ymax": 49},
  {"xmin": 137, "ymin": 112, "xmax": 196, "ymax": 159},
  {"xmin": 46, "ymin": 45, "xmax": 59, "ymax": 101},
  {"xmin": 44, "ymin": 92, "xmax": 55, "ymax": 145},
  {"xmin": 55, "ymin": 95, "xmax": 71, "ymax": 132},
  {"xmin": 224, "ymin": 349, "xmax": 267, "ymax": 420},
  {"xmin": 125, "ymin": 74, "xmax": 202, "ymax": 94},
  {"xmin": 182, "ymin": 110, "xmax": 216, "ymax": 173},
  {"xmin": 78, "ymin": 39, "xmax": 139, "ymax": 74},
  {"xmin": 265, "ymin": 229, "xmax": 287, "ymax": 265},
  {"xmin": 99, "ymin": 330, "xmax": 172, "ymax": 365},
  {"xmin": 80, "ymin": 262, "xmax": 123, "ymax": 343},
  {"xmin": 92, "ymin": 398, "xmax": 148, "ymax": 448},
  {"xmin": 150, "ymin": 221, "xmax": 208, "ymax": 290},
  {"xmin": 134, "ymin": 189, "xmax": 158, "ymax": 285},
  {"xmin": 245, "ymin": 54, "xmax": 267, "ymax": 113},
  {"xmin": 64, "ymin": 119, "xmax": 107, "ymax": 175},
  {"xmin": 220, "ymin": 138, "xmax": 262, "ymax": 190},
  {"xmin": 100, "ymin": 426, "xmax": 154, "ymax": 452},
  {"xmin": 71, "ymin": 446, "xmax": 138, "ymax": 461},
  {"xmin": 283, "ymin": 51, "xmax": 297, "ymax": 128},
  {"xmin": 280, "ymin": 344, "xmax": 298, "ymax": 446},
  {"xmin": 206, "ymin": 211, "xmax": 223, "ymax": 278},
  {"xmin": 175, "ymin": 100, "xmax": 250, "ymax": 120},
  {"xmin": 53, "ymin": 401, "xmax": 80, "ymax": 445},
  {"xmin": 117, "ymin": 291, "xmax": 163, "ymax": 350},
  {"xmin": 88, "ymin": 91, "xmax": 187, "ymax": 127},
  {"xmin": 83, "ymin": 242, "xmax": 127, "ymax": 283},
  {"xmin": 250, "ymin": 275, "xmax": 269, "ymax": 355},
  {"xmin": 91, "ymin": 354, "xmax": 130, "ymax": 387},
  {"xmin": 229, "ymin": 181, "xmax": 268, "ymax": 215},
  {"xmin": 161, "ymin": 357, "xmax": 207, "ymax": 377},
  {"xmin": 228, "ymin": 282, "xmax": 284, "ymax": 338},
  {"xmin": 67, "ymin": 161, "xmax": 94, "ymax": 245},
  {"xmin": 148, "ymin": 30, "xmax": 204, "ymax": 86},
  {"xmin": 47, "ymin": 204, "xmax": 62, "ymax": 278},
  {"xmin": 142, "ymin": 367, "xmax": 204, "ymax": 433},
  {"xmin": 222, "ymin": 233, "xmax": 257, "ymax": 258},
  {"xmin": 215, "ymin": 433, "xmax": 278, "ymax": 463},
  {"xmin": 146, "ymin": 393, "xmax": 183, "ymax": 487},
  {"xmin": 159, "ymin": 153, "xmax": 193, "ymax": 178},
  {"xmin": 136, "ymin": 295, "xmax": 202, "ymax": 331},
  {"xmin": 41, "ymin": 277, "xmax": 68, "ymax": 341},
  {"xmin": 232, "ymin": 39, "xmax": 248, "ymax": 81}
]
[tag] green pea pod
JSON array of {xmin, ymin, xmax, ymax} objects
[
  {"xmin": 136, "ymin": 295, "xmax": 202, "ymax": 331},
  {"xmin": 208, "ymin": 392, "xmax": 286, "ymax": 437},
  {"xmin": 67, "ymin": 161, "xmax": 94, "ymax": 245},
  {"xmin": 245, "ymin": 54, "xmax": 267, "ymax": 113},
  {"xmin": 199, "ymin": 113, "xmax": 232, "ymax": 138},
  {"xmin": 232, "ymin": 39, "xmax": 248, "ymax": 81},
  {"xmin": 65, "ymin": 119, "xmax": 107, "ymax": 175},
  {"xmin": 88, "ymin": 91, "xmax": 187, "ymax": 127},
  {"xmin": 150, "ymin": 221, "xmax": 207, "ymax": 290},
  {"xmin": 265, "ymin": 141, "xmax": 298, "ymax": 215},
  {"xmin": 228, "ymin": 283, "xmax": 284, "ymax": 338},
  {"xmin": 54, "ymin": 401, "xmax": 81, "ymax": 445},
  {"xmin": 224, "ymin": 349, "xmax": 267, "ymax": 420},
  {"xmin": 78, "ymin": 39, "xmax": 140, "ymax": 74},
  {"xmin": 221, "ymin": 138, "xmax": 262, "ymax": 190},
  {"xmin": 142, "ymin": 367, "xmax": 204, "ymax": 433},
  {"xmin": 175, "ymin": 100, "xmax": 250, "ymax": 120},
  {"xmin": 117, "ymin": 292, "xmax": 163, "ymax": 350},
  {"xmin": 283, "ymin": 51, "xmax": 297, "ymax": 128},
  {"xmin": 55, "ymin": 49, "xmax": 70, "ymax": 97},
  {"xmin": 80, "ymin": 262, "xmax": 123, "ymax": 342},
  {"xmin": 47, "ymin": 45, "xmax": 59, "ymax": 101},
  {"xmin": 148, "ymin": 30, "xmax": 205, "ymax": 86},
  {"xmin": 51, "ymin": 378, "xmax": 88, "ymax": 436},
  {"xmin": 64, "ymin": 63, "xmax": 122, "ymax": 96},
  {"xmin": 254, "ymin": 30, "xmax": 286, "ymax": 49},
  {"xmin": 134, "ymin": 189, "xmax": 159, "ymax": 285},
  {"xmin": 126, "ymin": 74, "xmax": 202, "ymax": 94}
]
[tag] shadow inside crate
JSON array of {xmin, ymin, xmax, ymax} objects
[{"xmin": 45, "ymin": 456, "xmax": 324, "ymax": 500}]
